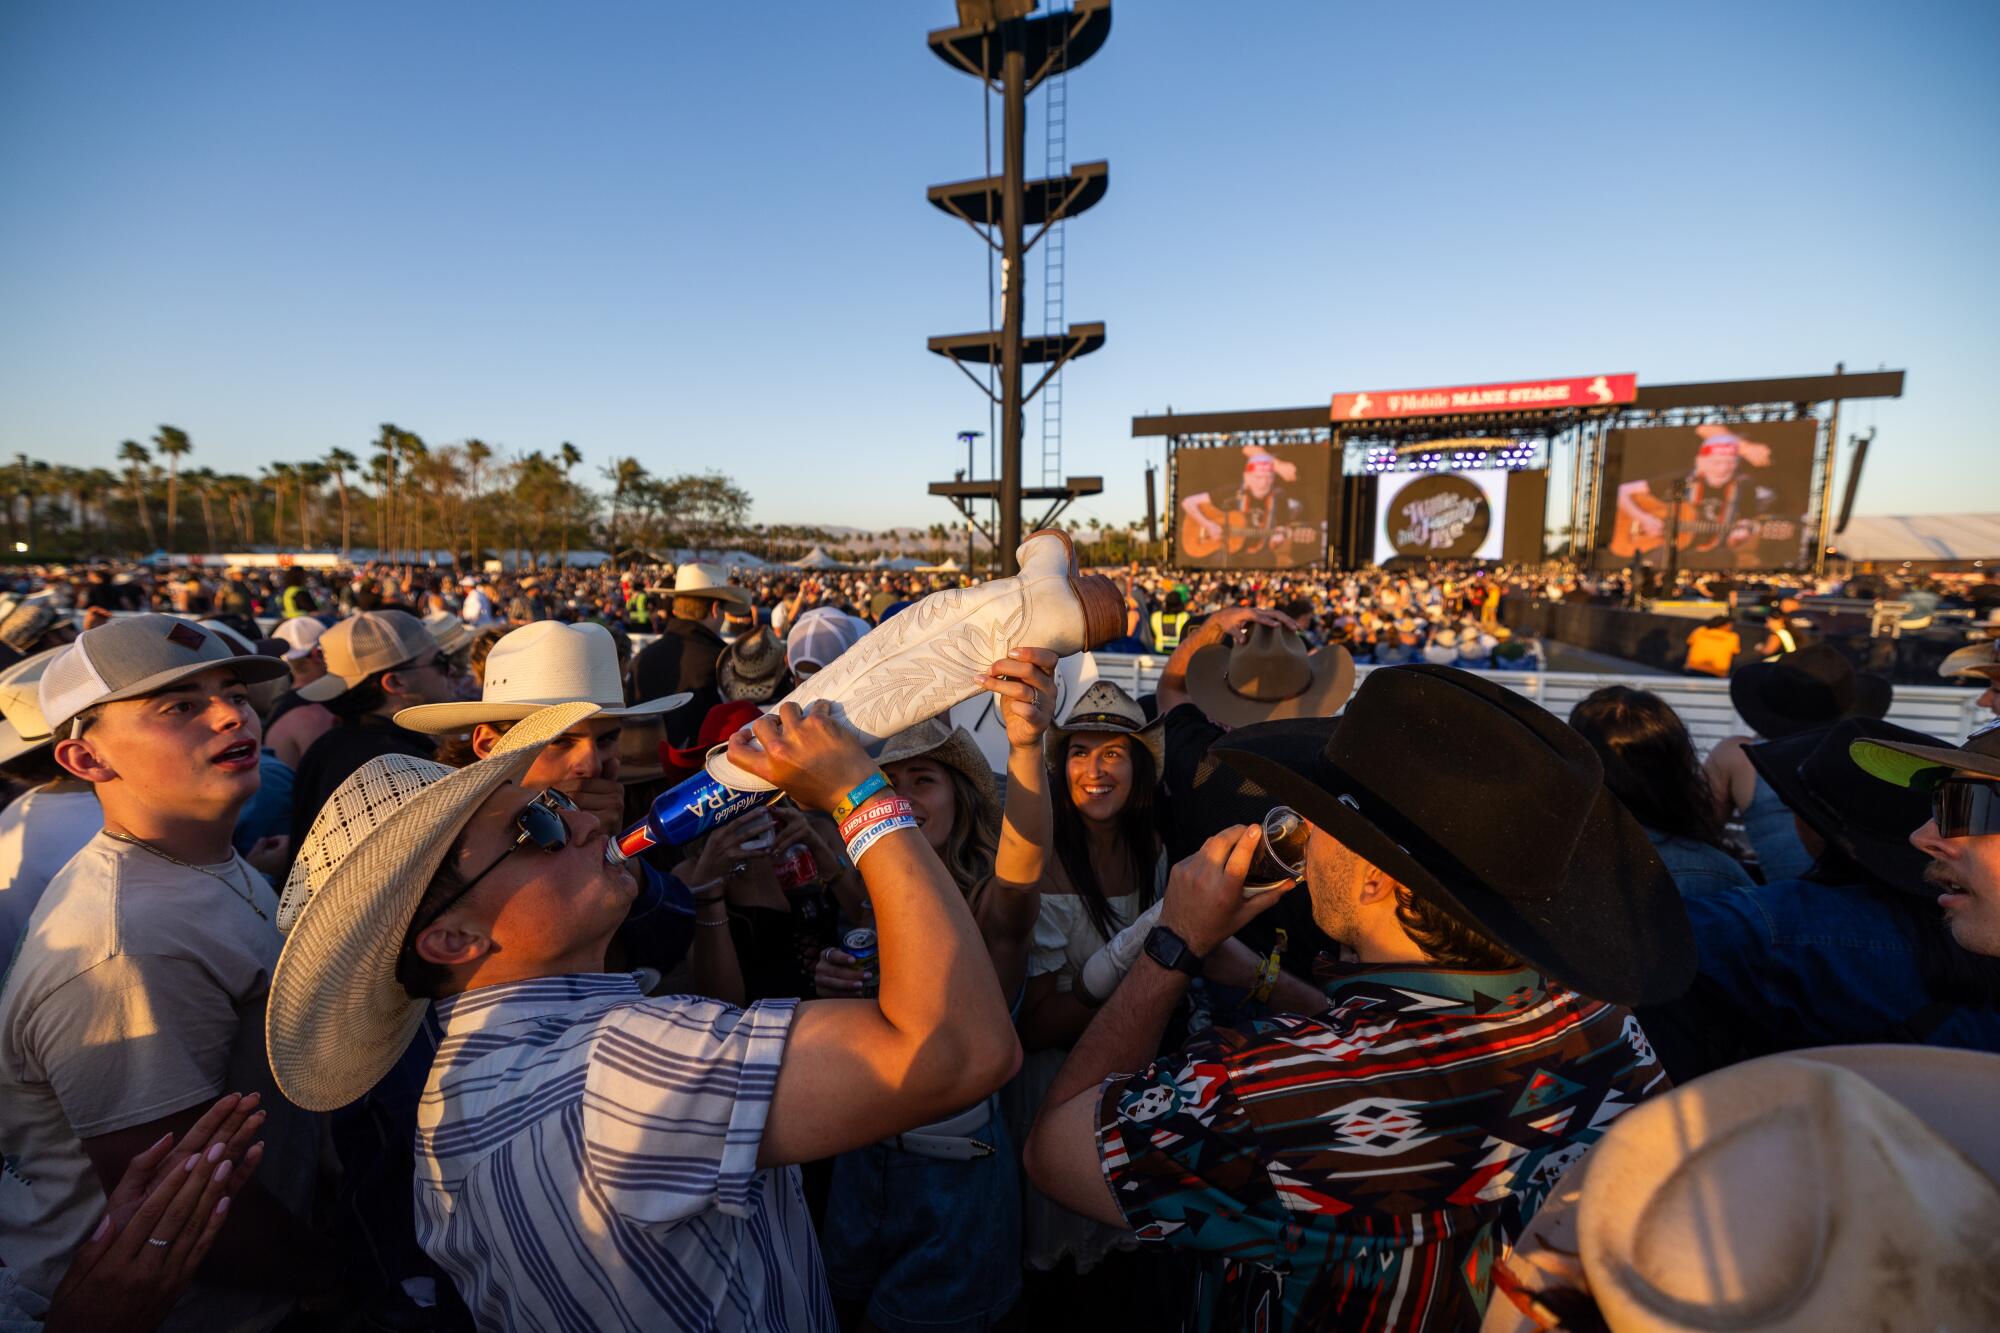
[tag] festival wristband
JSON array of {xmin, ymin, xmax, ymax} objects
[
  {"xmin": 839, "ymin": 796, "xmax": 915, "ymax": 842},
  {"xmin": 846, "ymin": 815, "xmax": 918, "ymax": 866},
  {"xmin": 832, "ymin": 772, "xmax": 891, "ymax": 823}
]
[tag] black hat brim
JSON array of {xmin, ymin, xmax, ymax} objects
[
  {"xmin": 1745, "ymin": 730, "xmax": 1930, "ymax": 893},
  {"xmin": 1727, "ymin": 657, "xmax": 1852, "ymax": 739},
  {"xmin": 1214, "ymin": 735, "xmax": 1696, "ymax": 1007}
]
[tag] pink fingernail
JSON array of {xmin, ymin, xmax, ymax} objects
[
  {"xmin": 213, "ymin": 1160, "xmax": 232, "ymax": 1183},
  {"xmin": 214, "ymin": 1197, "xmax": 231, "ymax": 1218},
  {"xmin": 91, "ymin": 1214, "xmax": 111, "ymax": 1242},
  {"xmin": 184, "ymin": 1153, "xmax": 201, "ymax": 1172},
  {"xmin": 207, "ymin": 1142, "xmax": 225, "ymax": 1163}
]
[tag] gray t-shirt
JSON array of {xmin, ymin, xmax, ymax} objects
[
  {"xmin": 0, "ymin": 784, "xmax": 101, "ymax": 961},
  {"xmin": 0, "ymin": 833, "xmax": 316, "ymax": 1332}
]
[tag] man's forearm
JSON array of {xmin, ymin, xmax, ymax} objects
[
  {"xmin": 1040, "ymin": 959, "xmax": 1185, "ymax": 1115},
  {"xmin": 1157, "ymin": 616, "xmax": 1229, "ymax": 707}
]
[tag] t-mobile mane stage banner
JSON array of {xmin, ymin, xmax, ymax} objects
[
  {"xmin": 1375, "ymin": 469, "xmax": 1511, "ymax": 562},
  {"xmin": 1172, "ymin": 443, "xmax": 1331, "ymax": 570},
  {"xmin": 1596, "ymin": 420, "xmax": 1818, "ymax": 570},
  {"xmin": 1333, "ymin": 373, "xmax": 1637, "ymax": 422}
]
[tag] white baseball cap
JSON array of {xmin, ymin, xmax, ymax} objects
[{"xmin": 272, "ymin": 617, "xmax": 328, "ymax": 661}]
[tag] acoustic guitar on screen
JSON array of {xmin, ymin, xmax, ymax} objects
[
  {"xmin": 1607, "ymin": 494, "xmax": 1799, "ymax": 566},
  {"xmin": 1178, "ymin": 502, "xmax": 1315, "ymax": 561}
]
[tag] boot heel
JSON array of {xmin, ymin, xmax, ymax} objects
[{"xmin": 1071, "ymin": 573, "xmax": 1125, "ymax": 649}]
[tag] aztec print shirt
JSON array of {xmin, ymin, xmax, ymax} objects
[
  {"xmin": 1094, "ymin": 963, "xmax": 1668, "ymax": 1333},
  {"xmin": 414, "ymin": 972, "xmax": 837, "ymax": 1333}
]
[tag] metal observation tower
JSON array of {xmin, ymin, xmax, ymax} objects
[{"xmin": 925, "ymin": 0, "xmax": 1111, "ymax": 575}]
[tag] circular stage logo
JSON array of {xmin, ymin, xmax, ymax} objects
[{"xmin": 1385, "ymin": 474, "xmax": 1491, "ymax": 558}]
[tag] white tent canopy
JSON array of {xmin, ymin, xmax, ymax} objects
[
  {"xmin": 790, "ymin": 547, "xmax": 849, "ymax": 570},
  {"xmin": 1828, "ymin": 514, "xmax": 2000, "ymax": 563}
]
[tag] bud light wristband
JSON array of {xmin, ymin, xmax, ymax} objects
[
  {"xmin": 839, "ymin": 796, "xmax": 915, "ymax": 842},
  {"xmin": 846, "ymin": 815, "xmax": 918, "ymax": 866},
  {"xmin": 832, "ymin": 772, "xmax": 891, "ymax": 824}
]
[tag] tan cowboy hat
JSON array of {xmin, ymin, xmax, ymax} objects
[
  {"xmin": 877, "ymin": 717, "xmax": 999, "ymax": 818},
  {"xmin": 1044, "ymin": 680, "xmax": 1164, "ymax": 770},
  {"xmin": 718, "ymin": 626, "xmax": 787, "ymax": 703},
  {"xmin": 671, "ymin": 562, "xmax": 749, "ymax": 608},
  {"xmin": 1940, "ymin": 638, "xmax": 2000, "ymax": 681},
  {"xmin": 267, "ymin": 701, "xmax": 602, "ymax": 1112},
  {"xmin": 0, "ymin": 646, "xmax": 63, "ymax": 766},
  {"xmin": 392, "ymin": 621, "xmax": 689, "ymax": 733},
  {"xmin": 616, "ymin": 713, "xmax": 666, "ymax": 783},
  {"xmin": 1488, "ymin": 1047, "xmax": 2000, "ymax": 1333},
  {"xmin": 1185, "ymin": 623, "xmax": 1355, "ymax": 728}
]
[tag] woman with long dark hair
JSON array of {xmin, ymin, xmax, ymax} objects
[
  {"xmin": 1569, "ymin": 685, "xmax": 1753, "ymax": 896},
  {"xmin": 1011, "ymin": 679, "xmax": 1163, "ymax": 1279}
]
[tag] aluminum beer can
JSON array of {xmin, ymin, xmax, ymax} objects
[{"xmin": 843, "ymin": 927, "xmax": 879, "ymax": 996}]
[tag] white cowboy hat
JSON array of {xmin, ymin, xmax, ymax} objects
[
  {"xmin": 267, "ymin": 701, "xmax": 602, "ymax": 1111},
  {"xmin": 0, "ymin": 645, "xmax": 64, "ymax": 766},
  {"xmin": 1487, "ymin": 1046, "xmax": 2000, "ymax": 1333},
  {"xmin": 671, "ymin": 563, "xmax": 749, "ymax": 607},
  {"xmin": 391, "ymin": 621, "xmax": 689, "ymax": 734}
]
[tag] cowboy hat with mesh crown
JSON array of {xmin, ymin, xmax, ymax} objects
[
  {"xmin": 38, "ymin": 614, "xmax": 287, "ymax": 734},
  {"xmin": 0, "ymin": 646, "xmax": 65, "ymax": 766},
  {"xmin": 267, "ymin": 701, "xmax": 602, "ymax": 1111}
]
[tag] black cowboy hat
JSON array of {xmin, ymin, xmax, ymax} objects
[
  {"xmin": 1745, "ymin": 718, "xmax": 1944, "ymax": 895},
  {"xmin": 1213, "ymin": 663, "xmax": 1694, "ymax": 1006},
  {"xmin": 1727, "ymin": 643, "xmax": 1859, "ymax": 739}
]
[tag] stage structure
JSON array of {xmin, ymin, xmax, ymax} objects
[
  {"xmin": 925, "ymin": 0, "xmax": 1110, "ymax": 576},
  {"xmin": 1133, "ymin": 368, "xmax": 1906, "ymax": 575}
]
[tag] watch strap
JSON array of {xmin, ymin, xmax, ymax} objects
[{"xmin": 1144, "ymin": 925, "xmax": 1204, "ymax": 978}]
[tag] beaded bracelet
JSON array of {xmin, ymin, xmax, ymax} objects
[
  {"xmin": 846, "ymin": 814, "xmax": 918, "ymax": 866},
  {"xmin": 832, "ymin": 772, "xmax": 891, "ymax": 824},
  {"xmin": 839, "ymin": 796, "xmax": 915, "ymax": 843}
]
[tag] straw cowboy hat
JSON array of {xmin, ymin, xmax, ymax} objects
[
  {"xmin": 1185, "ymin": 622, "xmax": 1356, "ymax": 727},
  {"xmin": 0, "ymin": 646, "xmax": 63, "ymax": 766},
  {"xmin": 670, "ymin": 562, "xmax": 749, "ymax": 608},
  {"xmin": 422, "ymin": 610, "xmax": 473, "ymax": 658},
  {"xmin": 268, "ymin": 701, "xmax": 602, "ymax": 1111},
  {"xmin": 718, "ymin": 626, "xmax": 787, "ymax": 703},
  {"xmin": 392, "ymin": 621, "xmax": 689, "ymax": 733},
  {"xmin": 1485, "ymin": 1046, "xmax": 2000, "ymax": 1332},
  {"xmin": 1940, "ymin": 638, "xmax": 2000, "ymax": 682},
  {"xmin": 1044, "ymin": 680, "xmax": 1164, "ymax": 770},
  {"xmin": 877, "ymin": 716, "xmax": 999, "ymax": 818}
]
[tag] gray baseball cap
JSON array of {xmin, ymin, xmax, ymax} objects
[
  {"xmin": 38, "ymin": 614, "xmax": 287, "ymax": 733},
  {"xmin": 297, "ymin": 610, "xmax": 436, "ymax": 702}
]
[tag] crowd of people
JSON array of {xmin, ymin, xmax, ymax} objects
[{"xmin": 0, "ymin": 542, "xmax": 1996, "ymax": 1332}]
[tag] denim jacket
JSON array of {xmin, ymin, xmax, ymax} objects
[{"xmin": 1645, "ymin": 830, "xmax": 1755, "ymax": 897}]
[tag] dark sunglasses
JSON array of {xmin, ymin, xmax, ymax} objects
[
  {"xmin": 1932, "ymin": 777, "xmax": 2000, "ymax": 839},
  {"xmin": 409, "ymin": 788, "xmax": 578, "ymax": 940}
]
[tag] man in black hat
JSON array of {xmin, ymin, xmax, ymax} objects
[
  {"xmin": 1023, "ymin": 664, "xmax": 1692, "ymax": 1333},
  {"xmin": 1853, "ymin": 717, "xmax": 2000, "ymax": 959},
  {"xmin": 1645, "ymin": 717, "xmax": 2000, "ymax": 1083}
]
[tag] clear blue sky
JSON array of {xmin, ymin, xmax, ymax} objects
[{"xmin": 3, "ymin": 0, "xmax": 1995, "ymax": 536}]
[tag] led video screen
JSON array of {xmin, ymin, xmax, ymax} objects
[
  {"xmin": 1597, "ymin": 421, "xmax": 1817, "ymax": 570},
  {"xmin": 1374, "ymin": 468, "xmax": 1511, "ymax": 562},
  {"xmin": 1172, "ymin": 443, "xmax": 1331, "ymax": 569}
]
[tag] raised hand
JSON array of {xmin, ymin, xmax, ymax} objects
[
  {"xmin": 724, "ymin": 701, "xmax": 879, "ymax": 814},
  {"xmin": 980, "ymin": 647, "xmax": 1059, "ymax": 751}
]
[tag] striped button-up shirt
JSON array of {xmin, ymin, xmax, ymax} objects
[{"xmin": 414, "ymin": 973, "xmax": 836, "ymax": 1332}]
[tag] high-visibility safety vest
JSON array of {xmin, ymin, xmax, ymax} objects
[{"xmin": 1151, "ymin": 610, "xmax": 1190, "ymax": 650}]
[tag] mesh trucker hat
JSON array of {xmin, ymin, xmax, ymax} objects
[
  {"xmin": 38, "ymin": 614, "xmax": 287, "ymax": 734},
  {"xmin": 272, "ymin": 616, "xmax": 328, "ymax": 661},
  {"xmin": 296, "ymin": 611, "xmax": 435, "ymax": 703}
]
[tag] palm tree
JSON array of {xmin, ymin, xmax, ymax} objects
[
  {"xmin": 324, "ymin": 448, "xmax": 357, "ymax": 557},
  {"xmin": 118, "ymin": 440, "xmax": 158, "ymax": 551},
  {"xmin": 603, "ymin": 456, "xmax": 647, "ymax": 558},
  {"xmin": 262, "ymin": 464, "xmax": 294, "ymax": 550},
  {"xmin": 185, "ymin": 467, "xmax": 222, "ymax": 551},
  {"xmin": 152, "ymin": 426, "xmax": 192, "ymax": 550},
  {"xmin": 464, "ymin": 439, "xmax": 491, "ymax": 565},
  {"xmin": 396, "ymin": 431, "xmax": 427, "ymax": 558},
  {"xmin": 295, "ymin": 461, "xmax": 329, "ymax": 549},
  {"xmin": 558, "ymin": 441, "xmax": 581, "ymax": 568}
]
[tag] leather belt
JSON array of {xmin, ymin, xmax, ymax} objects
[{"xmin": 886, "ymin": 1100, "xmax": 995, "ymax": 1161}]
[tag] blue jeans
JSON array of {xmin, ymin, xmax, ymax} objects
[{"xmin": 822, "ymin": 1097, "xmax": 1022, "ymax": 1333}]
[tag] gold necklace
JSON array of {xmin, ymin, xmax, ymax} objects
[{"xmin": 101, "ymin": 830, "xmax": 270, "ymax": 922}]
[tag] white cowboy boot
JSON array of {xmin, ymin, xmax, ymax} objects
[{"xmin": 707, "ymin": 530, "xmax": 1122, "ymax": 791}]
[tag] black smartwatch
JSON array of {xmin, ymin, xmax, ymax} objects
[{"xmin": 1143, "ymin": 925, "xmax": 1205, "ymax": 978}]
